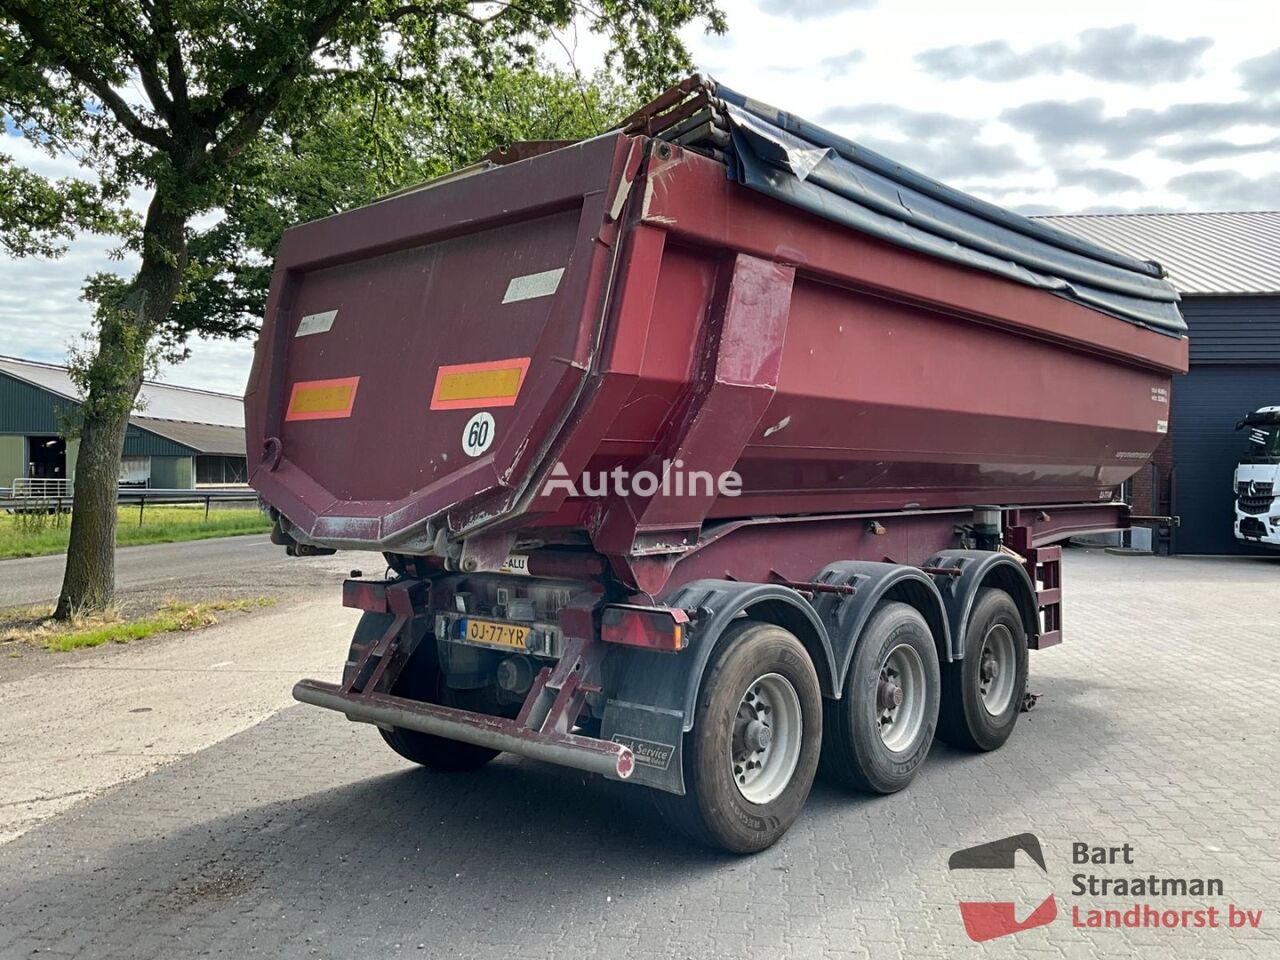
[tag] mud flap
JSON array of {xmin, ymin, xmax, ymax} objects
[{"xmin": 601, "ymin": 700, "xmax": 686, "ymax": 795}]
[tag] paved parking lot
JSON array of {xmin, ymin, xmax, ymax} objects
[{"xmin": 1, "ymin": 549, "xmax": 1277, "ymax": 959}]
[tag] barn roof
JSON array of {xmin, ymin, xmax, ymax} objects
[
  {"xmin": 1034, "ymin": 212, "xmax": 1280, "ymax": 296},
  {"xmin": 0, "ymin": 356, "xmax": 244, "ymax": 456}
]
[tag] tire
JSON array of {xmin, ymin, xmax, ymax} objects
[
  {"xmin": 346, "ymin": 612, "xmax": 499, "ymax": 772},
  {"xmin": 821, "ymin": 601, "xmax": 940, "ymax": 794},
  {"xmin": 653, "ymin": 620, "xmax": 823, "ymax": 854},
  {"xmin": 937, "ymin": 588, "xmax": 1028, "ymax": 752}
]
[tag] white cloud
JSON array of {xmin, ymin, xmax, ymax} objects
[
  {"xmin": 916, "ymin": 26, "xmax": 1214, "ymax": 86},
  {"xmin": 1239, "ymin": 47, "xmax": 1280, "ymax": 96},
  {"xmin": 681, "ymin": 0, "xmax": 1278, "ymax": 213},
  {"xmin": 1166, "ymin": 169, "xmax": 1280, "ymax": 208},
  {"xmin": 757, "ymin": 0, "xmax": 876, "ymax": 20},
  {"xmin": 0, "ymin": 236, "xmax": 132, "ymax": 362}
]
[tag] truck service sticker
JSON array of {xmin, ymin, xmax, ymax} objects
[
  {"xmin": 502, "ymin": 267, "xmax": 565, "ymax": 304},
  {"xmin": 611, "ymin": 735, "xmax": 676, "ymax": 771},
  {"xmin": 295, "ymin": 309, "xmax": 337, "ymax": 337},
  {"xmin": 462, "ymin": 412, "xmax": 496, "ymax": 457}
]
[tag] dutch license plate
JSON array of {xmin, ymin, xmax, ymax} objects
[{"xmin": 463, "ymin": 617, "xmax": 531, "ymax": 651}]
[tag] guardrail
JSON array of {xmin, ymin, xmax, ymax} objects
[
  {"xmin": 1, "ymin": 485, "xmax": 259, "ymax": 522},
  {"xmin": 10, "ymin": 477, "xmax": 71, "ymax": 498}
]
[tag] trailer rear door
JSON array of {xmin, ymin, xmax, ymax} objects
[{"xmin": 245, "ymin": 134, "xmax": 640, "ymax": 548}]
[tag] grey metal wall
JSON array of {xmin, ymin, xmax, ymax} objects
[
  {"xmin": 1172, "ymin": 295, "xmax": 1280, "ymax": 554},
  {"xmin": 0, "ymin": 371, "xmax": 78, "ymax": 434},
  {"xmin": 150, "ymin": 455, "xmax": 195, "ymax": 489},
  {"xmin": 1, "ymin": 371, "xmax": 197, "ymax": 459},
  {"xmin": 1185, "ymin": 296, "xmax": 1280, "ymax": 364},
  {"xmin": 121, "ymin": 423, "xmax": 197, "ymax": 458}
]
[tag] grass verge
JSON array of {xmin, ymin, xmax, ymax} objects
[
  {"xmin": 0, "ymin": 504, "xmax": 271, "ymax": 559},
  {"xmin": 1, "ymin": 597, "xmax": 276, "ymax": 652}
]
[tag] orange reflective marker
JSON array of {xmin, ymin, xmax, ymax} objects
[
  {"xmin": 430, "ymin": 357, "xmax": 531, "ymax": 410},
  {"xmin": 285, "ymin": 376, "xmax": 360, "ymax": 421}
]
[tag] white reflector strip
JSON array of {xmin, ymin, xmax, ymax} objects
[
  {"xmin": 296, "ymin": 309, "xmax": 338, "ymax": 337},
  {"xmin": 502, "ymin": 268, "xmax": 565, "ymax": 304}
]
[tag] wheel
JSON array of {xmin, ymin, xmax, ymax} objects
[
  {"xmin": 652, "ymin": 620, "xmax": 823, "ymax": 854},
  {"xmin": 821, "ymin": 601, "xmax": 940, "ymax": 794},
  {"xmin": 937, "ymin": 588, "xmax": 1028, "ymax": 752},
  {"xmin": 346, "ymin": 612, "xmax": 499, "ymax": 772}
]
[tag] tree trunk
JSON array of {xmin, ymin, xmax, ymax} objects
[
  {"xmin": 54, "ymin": 371, "xmax": 137, "ymax": 617},
  {"xmin": 54, "ymin": 193, "xmax": 188, "ymax": 619}
]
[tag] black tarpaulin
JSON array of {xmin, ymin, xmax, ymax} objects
[{"xmin": 712, "ymin": 84, "xmax": 1187, "ymax": 337}]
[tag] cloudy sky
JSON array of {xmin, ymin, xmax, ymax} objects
[{"xmin": 1, "ymin": 0, "xmax": 1276, "ymax": 394}]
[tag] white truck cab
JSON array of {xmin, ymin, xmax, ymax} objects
[{"xmin": 1234, "ymin": 406, "xmax": 1280, "ymax": 548}]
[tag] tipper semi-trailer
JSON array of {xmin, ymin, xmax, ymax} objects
[{"xmin": 247, "ymin": 77, "xmax": 1188, "ymax": 853}]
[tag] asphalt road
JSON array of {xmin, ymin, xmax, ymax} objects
[
  {"xmin": 2, "ymin": 550, "xmax": 1279, "ymax": 959},
  {"xmin": 0, "ymin": 534, "xmax": 361, "ymax": 608}
]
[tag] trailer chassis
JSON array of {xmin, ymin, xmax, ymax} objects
[{"xmin": 294, "ymin": 501, "xmax": 1130, "ymax": 800}]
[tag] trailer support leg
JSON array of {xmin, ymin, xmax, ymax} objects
[{"xmin": 1009, "ymin": 525, "xmax": 1063, "ymax": 649}]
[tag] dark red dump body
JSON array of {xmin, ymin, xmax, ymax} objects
[{"xmin": 246, "ymin": 132, "xmax": 1188, "ymax": 590}]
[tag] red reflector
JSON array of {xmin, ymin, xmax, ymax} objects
[{"xmin": 600, "ymin": 604, "xmax": 690, "ymax": 652}]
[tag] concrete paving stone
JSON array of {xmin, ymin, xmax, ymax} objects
[{"xmin": 0, "ymin": 550, "xmax": 1277, "ymax": 958}]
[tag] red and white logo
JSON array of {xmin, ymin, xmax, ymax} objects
[{"xmin": 949, "ymin": 834, "xmax": 1058, "ymax": 942}]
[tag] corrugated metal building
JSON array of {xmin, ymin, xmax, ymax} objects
[
  {"xmin": 0, "ymin": 356, "xmax": 246, "ymax": 491},
  {"xmin": 1038, "ymin": 212, "xmax": 1280, "ymax": 555}
]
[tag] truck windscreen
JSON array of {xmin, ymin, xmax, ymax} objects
[{"xmin": 1242, "ymin": 425, "xmax": 1280, "ymax": 462}]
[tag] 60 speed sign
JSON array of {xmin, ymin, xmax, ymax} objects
[{"xmin": 462, "ymin": 412, "xmax": 496, "ymax": 457}]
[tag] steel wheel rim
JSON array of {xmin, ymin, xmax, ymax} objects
[
  {"xmin": 877, "ymin": 643, "xmax": 927, "ymax": 753},
  {"xmin": 979, "ymin": 624, "xmax": 1017, "ymax": 715},
  {"xmin": 729, "ymin": 672, "xmax": 803, "ymax": 805}
]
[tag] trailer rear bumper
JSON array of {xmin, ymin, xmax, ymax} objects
[{"xmin": 292, "ymin": 679, "xmax": 636, "ymax": 781}]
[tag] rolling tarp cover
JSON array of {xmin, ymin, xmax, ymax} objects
[{"xmin": 712, "ymin": 84, "xmax": 1187, "ymax": 337}]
